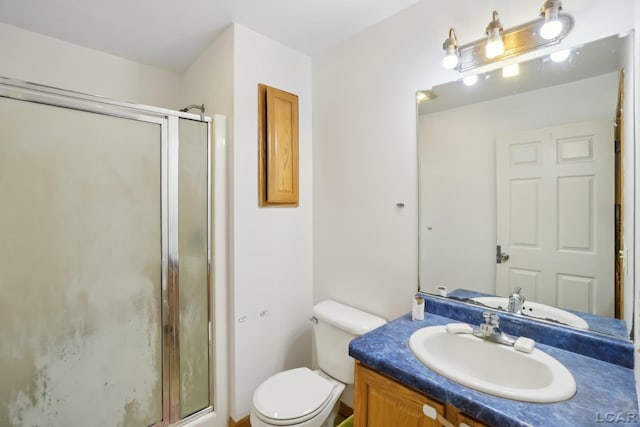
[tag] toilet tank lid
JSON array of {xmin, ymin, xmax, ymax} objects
[{"xmin": 313, "ymin": 300, "xmax": 386, "ymax": 336}]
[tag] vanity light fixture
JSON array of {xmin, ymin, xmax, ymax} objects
[
  {"xmin": 540, "ymin": 0, "xmax": 564, "ymax": 40},
  {"xmin": 442, "ymin": 28, "xmax": 459, "ymax": 69},
  {"xmin": 485, "ymin": 11, "xmax": 504, "ymax": 59},
  {"xmin": 441, "ymin": 1, "xmax": 573, "ymax": 72}
]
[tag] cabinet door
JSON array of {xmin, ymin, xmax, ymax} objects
[
  {"xmin": 258, "ymin": 84, "xmax": 299, "ymax": 206},
  {"xmin": 355, "ymin": 364, "xmax": 446, "ymax": 427}
]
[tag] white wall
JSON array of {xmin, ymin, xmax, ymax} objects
[
  {"xmin": 311, "ymin": 5, "xmax": 420, "ymax": 320},
  {"xmin": 183, "ymin": 25, "xmax": 235, "ymax": 123},
  {"xmin": 230, "ymin": 24, "xmax": 314, "ymax": 420},
  {"xmin": 313, "ymin": 0, "xmax": 638, "ymax": 322},
  {"xmin": 0, "ymin": 23, "xmax": 182, "ymax": 109},
  {"xmin": 418, "ymin": 73, "xmax": 618, "ymax": 296}
]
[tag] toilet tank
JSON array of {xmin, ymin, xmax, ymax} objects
[{"xmin": 312, "ymin": 300, "xmax": 386, "ymax": 384}]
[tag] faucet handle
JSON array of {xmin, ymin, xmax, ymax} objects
[
  {"xmin": 482, "ymin": 311, "xmax": 499, "ymax": 325},
  {"xmin": 511, "ymin": 287, "xmax": 522, "ymax": 295}
]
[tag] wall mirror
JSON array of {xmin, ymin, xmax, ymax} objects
[{"xmin": 417, "ymin": 32, "xmax": 635, "ymax": 340}]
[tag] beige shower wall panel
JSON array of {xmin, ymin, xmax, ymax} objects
[{"xmin": 0, "ymin": 97, "xmax": 163, "ymax": 427}]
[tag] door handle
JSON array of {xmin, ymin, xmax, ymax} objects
[
  {"xmin": 422, "ymin": 403, "xmax": 455, "ymax": 427},
  {"xmin": 496, "ymin": 245, "xmax": 510, "ymax": 264}
]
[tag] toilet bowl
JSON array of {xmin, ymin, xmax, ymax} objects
[
  {"xmin": 250, "ymin": 300, "xmax": 386, "ymax": 427},
  {"xmin": 250, "ymin": 368, "xmax": 345, "ymax": 427}
]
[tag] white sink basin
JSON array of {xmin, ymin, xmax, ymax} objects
[
  {"xmin": 471, "ymin": 297, "xmax": 589, "ymax": 330},
  {"xmin": 409, "ymin": 325, "xmax": 576, "ymax": 403}
]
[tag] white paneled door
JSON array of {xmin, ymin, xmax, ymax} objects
[{"xmin": 496, "ymin": 120, "xmax": 614, "ymax": 316}]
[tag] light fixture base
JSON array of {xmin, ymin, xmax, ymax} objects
[{"xmin": 455, "ymin": 14, "xmax": 573, "ymax": 72}]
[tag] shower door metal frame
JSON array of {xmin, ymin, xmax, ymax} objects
[{"xmin": 0, "ymin": 77, "xmax": 213, "ymax": 427}]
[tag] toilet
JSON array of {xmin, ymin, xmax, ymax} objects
[{"xmin": 250, "ymin": 300, "xmax": 386, "ymax": 427}]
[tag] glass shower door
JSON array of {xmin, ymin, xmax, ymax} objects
[
  {"xmin": 178, "ymin": 118, "xmax": 211, "ymax": 418},
  {"xmin": 0, "ymin": 97, "xmax": 163, "ymax": 427}
]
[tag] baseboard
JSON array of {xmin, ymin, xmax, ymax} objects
[{"xmin": 228, "ymin": 415, "xmax": 251, "ymax": 427}]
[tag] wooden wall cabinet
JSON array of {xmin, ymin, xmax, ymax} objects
[
  {"xmin": 258, "ymin": 84, "xmax": 299, "ymax": 207},
  {"xmin": 354, "ymin": 363, "xmax": 488, "ymax": 427}
]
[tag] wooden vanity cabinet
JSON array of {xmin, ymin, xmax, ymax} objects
[{"xmin": 354, "ymin": 363, "xmax": 488, "ymax": 427}]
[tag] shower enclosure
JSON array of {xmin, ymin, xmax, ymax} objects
[{"xmin": 0, "ymin": 78, "xmax": 213, "ymax": 426}]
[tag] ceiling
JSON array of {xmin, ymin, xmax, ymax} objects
[{"xmin": 0, "ymin": 0, "xmax": 419, "ymax": 71}]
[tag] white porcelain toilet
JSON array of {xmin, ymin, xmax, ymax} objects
[{"xmin": 250, "ymin": 300, "xmax": 386, "ymax": 427}]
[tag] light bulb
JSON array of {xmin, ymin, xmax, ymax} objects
[
  {"xmin": 550, "ymin": 49, "xmax": 570, "ymax": 63},
  {"xmin": 540, "ymin": 20, "xmax": 563, "ymax": 39},
  {"xmin": 486, "ymin": 34, "xmax": 504, "ymax": 58},
  {"xmin": 502, "ymin": 63, "xmax": 520, "ymax": 78},
  {"xmin": 463, "ymin": 75, "xmax": 478, "ymax": 86},
  {"xmin": 485, "ymin": 12, "xmax": 504, "ymax": 59},
  {"xmin": 442, "ymin": 28, "xmax": 459, "ymax": 70},
  {"xmin": 540, "ymin": 0, "xmax": 563, "ymax": 40},
  {"xmin": 442, "ymin": 53, "xmax": 459, "ymax": 69}
]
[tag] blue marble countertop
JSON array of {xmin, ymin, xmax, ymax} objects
[
  {"xmin": 349, "ymin": 312, "xmax": 639, "ymax": 427},
  {"xmin": 447, "ymin": 288, "xmax": 629, "ymax": 339}
]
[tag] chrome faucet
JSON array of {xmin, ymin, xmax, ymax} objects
[
  {"xmin": 473, "ymin": 311, "xmax": 516, "ymax": 346},
  {"xmin": 507, "ymin": 287, "xmax": 525, "ymax": 314}
]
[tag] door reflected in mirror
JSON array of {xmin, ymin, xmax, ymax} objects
[{"xmin": 417, "ymin": 33, "xmax": 635, "ymax": 340}]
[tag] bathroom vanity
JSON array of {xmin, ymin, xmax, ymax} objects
[{"xmin": 349, "ymin": 294, "xmax": 639, "ymax": 427}]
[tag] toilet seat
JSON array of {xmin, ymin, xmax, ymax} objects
[{"xmin": 253, "ymin": 367, "xmax": 338, "ymax": 425}]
